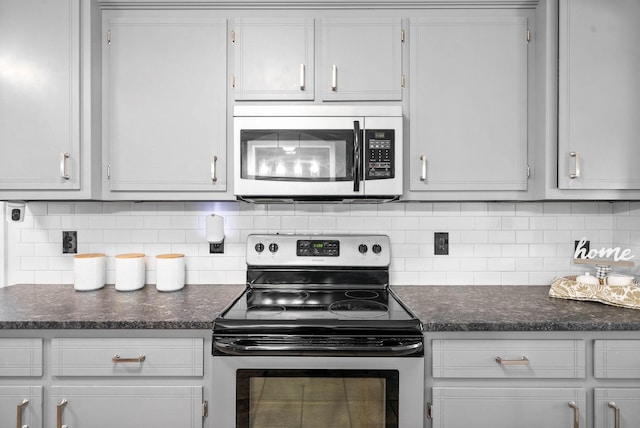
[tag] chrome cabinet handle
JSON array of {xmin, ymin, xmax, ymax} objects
[
  {"xmin": 495, "ymin": 356, "xmax": 529, "ymax": 365},
  {"xmin": 211, "ymin": 155, "xmax": 218, "ymax": 183},
  {"xmin": 608, "ymin": 402, "xmax": 620, "ymax": 428},
  {"xmin": 569, "ymin": 152, "xmax": 581, "ymax": 179},
  {"xmin": 419, "ymin": 155, "xmax": 427, "ymax": 181},
  {"xmin": 112, "ymin": 354, "xmax": 146, "ymax": 363},
  {"xmin": 57, "ymin": 399, "xmax": 68, "ymax": 428},
  {"xmin": 331, "ymin": 64, "xmax": 337, "ymax": 91},
  {"xmin": 568, "ymin": 401, "xmax": 579, "ymax": 428},
  {"xmin": 60, "ymin": 152, "xmax": 70, "ymax": 180},
  {"xmin": 17, "ymin": 399, "xmax": 28, "ymax": 428},
  {"xmin": 299, "ymin": 64, "xmax": 306, "ymax": 91}
]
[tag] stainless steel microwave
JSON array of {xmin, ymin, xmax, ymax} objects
[{"xmin": 233, "ymin": 106, "xmax": 403, "ymax": 202}]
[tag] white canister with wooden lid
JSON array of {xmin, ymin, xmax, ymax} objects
[
  {"xmin": 115, "ymin": 253, "xmax": 146, "ymax": 291},
  {"xmin": 73, "ymin": 253, "xmax": 106, "ymax": 291},
  {"xmin": 155, "ymin": 254, "xmax": 185, "ymax": 292}
]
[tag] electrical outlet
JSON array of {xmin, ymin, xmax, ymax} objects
[
  {"xmin": 574, "ymin": 239, "xmax": 590, "ymax": 258},
  {"xmin": 210, "ymin": 241, "xmax": 224, "ymax": 254},
  {"xmin": 62, "ymin": 231, "xmax": 77, "ymax": 254},
  {"xmin": 434, "ymin": 232, "xmax": 449, "ymax": 255}
]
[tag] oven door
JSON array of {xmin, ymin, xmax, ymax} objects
[
  {"xmin": 211, "ymin": 355, "xmax": 424, "ymax": 428},
  {"xmin": 234, "ymin": 115, "xmax": 364, "ymax": 198}
]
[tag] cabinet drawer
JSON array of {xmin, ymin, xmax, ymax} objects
[
  {"xmin": 51, "ymin": 338, "xmax": 203, "ymax": 377},
  {"xmin": 431, "ymin": 387, "xmax": 586, "ymax": 428},
  {"xmin": 0, "ymin": 338, "xmax": 43, "ymax": 376},
  {"xmin": 594, "ymin": 340, "xmax": 640, "ymax": 378},
  {"xmin": 432, "ymin": 339, "xmax": 585, "ymax": 379}
]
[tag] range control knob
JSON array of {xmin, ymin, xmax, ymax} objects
[
  {"xmin": 255, "ymin": 243, "xmax": 265, "ymax": 253},
  {"xmin": 358, "ymin": 244, "xmax": 368, "ymax": 254},
  {"xmin": 268, "ymin": 243, "xmax": 279, "ymax": 253},
  {"xmin": 372, "ymin": 244, "xmax": 382, "ymax": 254}
]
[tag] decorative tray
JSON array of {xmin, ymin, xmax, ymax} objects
[{"xmin": 549, "ymin": 276, "xmax": 640, "ymax": 310}]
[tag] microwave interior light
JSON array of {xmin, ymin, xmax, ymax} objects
[
  {"xmin": 309, "ymin": 161, "xmax": 319, "ymax": 175},
  {"xmin": 281, "ymin": 146, "xmax": 297, "ymax": 154},
  {"xmin": 259, "ymin": 160, "xmax": 270, "ymax": 176}
]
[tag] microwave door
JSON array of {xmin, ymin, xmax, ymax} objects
[{"xmin": 234, "ymin": 116, "xmax": 365, "ymax": 197}]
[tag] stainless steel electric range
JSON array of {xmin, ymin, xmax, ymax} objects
[{"xmin": 212, "ymin": 234, "xmax": 424, "ymax": 428}]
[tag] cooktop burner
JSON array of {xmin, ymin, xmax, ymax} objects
[
  {"xmin": 220, "ymin": 287, "xmax": 411, "ymax": 322},
  {"xmin": 213, "ymin": 234, "xmax": 423, "ymax": 339}
]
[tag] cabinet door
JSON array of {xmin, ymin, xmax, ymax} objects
[
  {"xmin": 558, "ymin": 0, "xmax": 640, "ymax": 190},
  {"xmin": 0, "ymin": 0, "xmax": 80, "ymax": 190},
  {"xmin": 51, "ymin": 386, "xmax": 203, "ymax": 428},
  {"xmin": 0, "ymin": 386, "xmax": 42, "ymax": 428},
  {"xmin": 320, "ymin": 17, "xmax": 403, "ymax": 101},
  {"xmin": 595, "ymin": 389, "xmax": 640, "ymax": 428},
  {"xmin": 103, "ymin": 13, "xmax": 226, "ymax": 195},
  {"xmin": 233, "ymin": 18, "xmax": 314, "ymax": 100},
  {"xmin": 431, "ymin": 387, "xmax": 585, "ymax": 428},
  {"xmin": 409, "ymin": 15, "xmax": 529, "ymax": 192}
]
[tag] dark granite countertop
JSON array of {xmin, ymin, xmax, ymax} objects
[
  {"xmin": 392, "ymin": 285, "xmax": 640, "ymax": 331},
  {"xmin": 0, "ymin": 284, "xmax": 244, "ymax": 329},
  {"xmin": 1, "ymin": 284, "xmax": 640, "ymax": 331}
]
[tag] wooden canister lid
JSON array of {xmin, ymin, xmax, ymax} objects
[
  {"xmin": 74, "ymin": 253, "xmax": 105, "ymax": 259},
  {"xmin": 115, "ymin": 253, "xmax": 145, "ymax": 259},
  {"xmin": 156, "ymin": 253, "xmax": 185, "ymax": 259}
]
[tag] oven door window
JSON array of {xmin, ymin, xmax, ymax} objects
[
  {"xmin": 236, "ymin": 369, "xmax": 399, "ymax": 428},
  {"xmin": 240, "ymin": 130, "xmax": 355, "ymax": 181}
]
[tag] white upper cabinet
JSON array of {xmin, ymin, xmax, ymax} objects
[
  {"xmin": 319, "ymin": 17, "xmax": 403, "ymax": 101},
  {"xmin": 407, "ymin": 13, "xmax": 530, "ymax": 197},
  {"xmin": 0, "ymin": 0, "xmax": 97, "ymax": 199},
  {"xmin": 232, "ymin": 16, "xmax": 403, "ymax": 102},
  {"xmin": 233, "ymin": 18, "xmax": 314, "ymax": 101},
  {"xmin": 558, "ymin": 0, "xmax": 640, "ymax": 190},
  {"xmin": 102, "ymin": 11, "xmax": 227, "ymax": 199}
]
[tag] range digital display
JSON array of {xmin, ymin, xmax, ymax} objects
[{"xmin": 297, "ymin": 240, "xmax": 340, "ymax": 256}]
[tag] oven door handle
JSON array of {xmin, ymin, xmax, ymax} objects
[{"xmin": 214, "ymin": 339, "xmax": 423, "ymax": 357}]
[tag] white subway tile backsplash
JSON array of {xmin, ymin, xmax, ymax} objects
[{"xmin": 4, "ymin": 200, "xmax": 640, "ymax": 287}]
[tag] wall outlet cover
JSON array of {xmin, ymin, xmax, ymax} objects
[
  {"xmin": 435, "ymin": 232, "xmax": 449, "ymax": 255},
  {"xmin": 63, "ymin": 231, "xmax": 77, "ymax": 254}
]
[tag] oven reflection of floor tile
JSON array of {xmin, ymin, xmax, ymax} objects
[
  {"xmin": 257, "ymin": 378, "xmax": 304, "ymax": 400},
  {"xmin": 301, "ymin": 400, "xmax": 351, "ymax": 427},
  {"xmin": 250, "ymin": 401, "xmax": 302, "ymax": 428},
  {"xmin": 345, "ymin": 401, "xmax": 385, "ymax": 428},
  {"xmin": 343, "ymin": 378, "xmax": 385, "ymax": 401},
  {"xmin": 302, "ymin": 377, "xmax": 345, "ymax": 400}
]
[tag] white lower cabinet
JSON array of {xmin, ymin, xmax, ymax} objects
[
  {"xmin": 0, "ymin": 386, "xmax": 43, "ymax": 428},
  {"xmin": 594, "ymin": 388, "xmax": 640, "ymax": 428},
  {"xmin": 431, "ymin": 387, "xmax": 585, "ymax": 428},
  {"xmin": 0, "ymin": 338, "xmax": 43, "ymax": 427},
  {"xmin": 50, "ymin": 386, "xmax": 203, "ymax": 428},
  {"xmin": 47, "ymin": 334, "xmax": 207, "ymax": 428},
  {"xmin": 429, "ymin": 338, "xmax": 586, "ymax": 428}
]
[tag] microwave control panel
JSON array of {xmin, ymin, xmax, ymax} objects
[{"xmin": 364, "ymin": 129, "xmax": 394, "ymax": 180}]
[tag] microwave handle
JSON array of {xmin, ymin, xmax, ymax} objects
[{"xmin": 353, "ymin": 120, "xmax": 361, "ymax": 192}]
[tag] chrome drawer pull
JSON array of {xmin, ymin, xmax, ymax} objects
[
  {"xmin": 299, "ymin": 64, "xmax": 306, "ymax": 91},
  {"xmin": 331, "ymin": 64, "xmax": 337, "ymax": 91},
  {"xmin": 569, "ymin": 151, "xmax": 581, "ymax": 179},
  {"xmin": 608, "ymin": 402, "xmax": 620, "ymax": 428},
  {"xmin": 419, "ymin": 155, "xmax": 427, "ymax": 181},
  {"xmin": 211, "ymin": 155, "xmax": 218, "ymax": 183},
  {"xmin": 112, "ymin": 354, "xmax": 146, "ymax": 363},
  {"xmin": 495, "ymin": 356, "xmax": 529, "ymax": 365},
  {"xmin": 60, "ymin": 152, "xmax": 70, "ymax": 180},
  {"xmin": 57, "ymin": 399, "xmax": 68, "ymax": 428},
  {"xmin": 569, "ymin": 401, "xmax": 580, "ymax": 428},
  {"xmin": 17, "ymin": 398, "xmax": 28, "ymax": 428}
]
